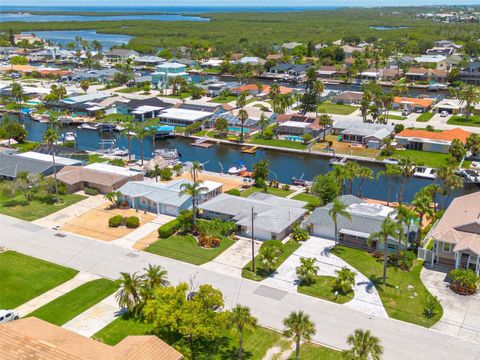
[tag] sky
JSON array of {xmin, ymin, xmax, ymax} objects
[{"xmin": 2, "ymin": 0, "xmax": 479, "ymax": 7}]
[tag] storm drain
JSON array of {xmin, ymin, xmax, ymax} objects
[
  {"xmin": 126, "ymin": 252, "xmax": 139, "ymax": 258},
  {"xmin": 253, "ymin": 285, "xmax": 287, "ymax": 301},
  {"xmin": 54, "ymin": 233, "xmax": 66, "ymax": 238}
]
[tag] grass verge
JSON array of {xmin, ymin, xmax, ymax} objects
[
  {"xmin": 289, "ymin": 343, "xmax": 341, "ymax": 360},
  {"xmin": 298, "ymin": 276, "xmax": 354, "ymax": 304},
  {"xmin": 447, "ymin": 115, "xmax": 480, "ymax": 128},
  {"xmin": 416, "ymin": 112, "xmax": 434, "ymax": 122}
]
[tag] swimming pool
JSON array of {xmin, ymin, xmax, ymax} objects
[
  {"xmin": 228, "ymin": 126, "xmax": 251, "ymax": 134},
  {"xmin": 284, "ymin": 135, "xmax": 303, "ymax": 142}
]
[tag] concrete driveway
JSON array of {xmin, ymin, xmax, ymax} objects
[
  {"xmin": 262, "ymin": 236, "xmax": 388, "ymax": 318},
  {"xmin": 421, "ymin": 266, "xmax": 480, "ymax": 342}
]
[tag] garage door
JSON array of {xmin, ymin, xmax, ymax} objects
[{"xmin": 312, "ymin": 224, "xmax": 335, "ymax": 239}]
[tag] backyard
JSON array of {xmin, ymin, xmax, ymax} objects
[
  {"xmin": 145, "ymin": 234, "xmax": 234, "ymax": 265},
  {"xmin": 240, "ymin": 186, "xmax": 293, "ymax": 198},
  {"xmin": 317, "ymin": 102, "xmax": 357, "ymax": 115},
  {"xmin": 447, "ymin": 115, "xmax": 480, "ymax": 128},
  {"xmin": 331, "ymin": 246, "xmax": 442, "ymax": 327},
  {"xmin": 0, "ymin": 251, "xmax": 78, "ymax": 309},
  {"xmin": 292, "ymin": 193, "xmax": 321, "ymax": 209},
  {"xmin": 210, "ymin": 95, "xmax": 237, "ymax": 104},
  {"xmin": 297, "ymin": 275, "xmax": 354, "ymax": 304},
  {"xmin": 312, "ymin": 135, "xmax": 379, "ymax": 158},
  {"xmin": 28, "ymin": 279, "xmax": 117, "ymax": 326},
  {"xmin": 379, "ymin": 149, "xmax": 454, "ymax": 168},
  {"xmin": 247, "ymin": 133, "xmax": 307, "ymax": 150}
]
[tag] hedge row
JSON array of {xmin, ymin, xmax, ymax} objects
[{"xmin": 158, "ymin": 219, "xmax": 180, "ymax": 238}]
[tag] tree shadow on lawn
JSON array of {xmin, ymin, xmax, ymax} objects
[{"xmin": 2, "ymin": 199, "xmax": 29, "ymax": 207}]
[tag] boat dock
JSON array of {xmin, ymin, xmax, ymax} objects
[
  {"xmin": 241, "ymin": 146, "xmax": 258, "ymax": 154},
  {"xmin": 191, "ymin": 138, "xmax": 214, "ymax": 148}
]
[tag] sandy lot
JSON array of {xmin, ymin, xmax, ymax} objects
[
  {"xmin": 133, "ymin": 229, "xmax": 159, "ymax": 250},
  {"xmin": 174, "ymin": 171, "xmax": 245, "ymax": 191},
  {"xmin": 61, "ymin": 202, "xmax": 155, "ymax": 241}
]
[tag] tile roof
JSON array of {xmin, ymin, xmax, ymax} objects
[
  {"xmin": 393, "ymin": 97, "xmax": 434, "ymax": 108},
  {"xmin": 231, "ymin": 84, "xmax": 293, "ymax": 94},
  {"xmin": 396, "ymin": 128, "xmax": 471, "ymax": 143}
]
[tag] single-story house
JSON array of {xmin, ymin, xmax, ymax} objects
[
  {"xmin": 282, "ymin": 42, "xmax": 303, "ymax": 50},
  {"xmin": 0, "ymin": 153, "xmax": 57, "ymax": 180},
  {"xmin": 238, "ymin": 56, "xmax": 266, "ymax": 66},
  {"xmin": 405, "ymin": 68, "xmax": 448, "ymax": 83},
  {"xmin": 134, "ymin": 55, "xmax": 166, "ymax": 66},
  {"xmin": 275, "ymin": 113, "xmax": 326, "ymax": 138},
  {"xmin": 118, "ymin": 179, "xmax": 222, "ymax": 216},
  {"xmin": 231, "ymin": 83, "xmax": 293, "ymax": 97},
  {"xmin": 433, "ymin": 98, "xmax": 480, "ymax": 116},
  {"xmin": 67, "ymin": 69, "xmax": 120, "ymax": 83},
  {"xmin": 56, "ymin": 164, "xmax": 144, "ymax": 194},
  {"xmin": 157, "ymin": 108, "xmax": 213, "ymax": 127},
  {"xmin": 14, "ymin": 151, "xmax": 82, "ymax": 167},
  {"xmin": 208, "ymin": 107, "xmax": 275, "ymax": 129},
  {"xmin": 105, "ymin": 49, "xmax": 139, "ymax": 63},
  {"xmin": 317, "ymin": 66, "xmax": 345, "ymax": 79},
  {"xmin": 331, "ymin": 91, "xmax": 363, "ymax": 105},
  {"xmin": 199, "ymin": 192, "xmax": 307, "ymax": 241},
  {"xmin": 0, "ymin": 317, "xmax": 183, "ymax": 360},
  {"xmin": 414, "ymin": 55, "xmax": 449, "ymax": 70},
  {"xmin": 430, "ymin": 192, "xmax": 480, "ymax": 274},
  {"xmin": 116, "ymin": 97, "xmax": 173, "ymax": 121},
  {"xmin": 333, "ymin": 121, "xmax": 394, "ymax": 149},
  {"xmin": 269, "ymin": 63, "xmax": 310, "ymax": 77},
  {"xmin": 304, "ymin": 195, "xmax": 417, "ymax": 252},
  {"xmin": 392, "ymin": 97, "xmax": 434, "ymax": 113},
  {"xmin": 395, "ymin": 128, "xmax": 471, "ymax": 153},
  {"xmin": 459, "ymin": 61, "xmax": 480, "ymax": 86}
]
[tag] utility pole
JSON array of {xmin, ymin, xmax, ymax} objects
[{"xmin": 251, "ymin": 206, "xmax": 256, "ymax": 273}]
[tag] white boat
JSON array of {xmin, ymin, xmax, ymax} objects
[
  {"xmin": 329, "ymin": 156, "xmax": 347, "ymax": 166},
  {"xmin": 383, "ymin": 158, "xmax": 399, "ymax": 165},
  {"xmin": 459, "ymin": 169, "xmax": 480, "ymax": 184},
  {"xmin": 228, "ymin": 163, "xmax": 247, "ymax": 175},
  {"xmin": 63, "ymin": 132, "xmax": 77, "ymax": 142},
  {"xmin": 153, "ymin": 149, "xmax": 180, "ymax": 160},
  {"xmin": 78, "ymin": 123, "xmax": 100, "ymax": 130},
  {"xmin": 112, "ymin": 147, "xmax": 129, "ymax": 156},
  {"xmin": 414, "ymin": 166, "xmax": 437, "ymax": 180}
]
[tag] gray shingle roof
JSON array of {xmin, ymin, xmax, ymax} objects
[
  {"xmin": 118, "ymin": 181, "xmax": 191, "ymax": 207},
  {"xmin": 0, "ymin": 153, "xmax": 53, "ymax": 179}
]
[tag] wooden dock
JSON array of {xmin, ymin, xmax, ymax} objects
[
  {"xmin": 241, "ymin": 146, "xmax": 258, "ymax": 154},
  {"xmin": 191, "ymin": 138, "xmax": 214, "ymax": 148}
]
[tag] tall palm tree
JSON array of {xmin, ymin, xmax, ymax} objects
[
  {"xmin": 345, "ymin": 161, "xmax": 360, "ymax": 195},
  {"xmin": 238, "ymin": 109, "xmax": 249, "ymax": 143},
  {"xmin": 394, "ymin": 204, "xmax": 415, "ymax": 260},
  {"xmin": 121, "ymin": 117, "xmax": 135, "ymax": 163},
  {"xmin": 357, "ymin": 167, "xmax": 373, "ymax": 198},
  {"xmin": 257, "ymin": 113, "xmax": 269, "ymax": 138},
  {"xmin": 377, "ymin": 164, "xmax": 401, "ymax": 206},
  {"xmin": 318, "ymin": 113, "xmax": 333, "ymax": 141},
  {"xmin": 457, "ymin": 84, "xmax": 480, "ymax": 121},
  {"xmin": 436, "ymin": 166, "xmax": 463, "ymax": 210},
  {"xmin": 329, "ymin": 198, "xmax": 351, "ymax": 245},
  {"xmin": 332, "ymin": 165, "xmax": 348, "ymax": 195},
  {"xmin": 269, "ymin": 83, "xmax": 281, "ymax": 113},
  {"xmin": 368, "ymin": 217, "xmax": 400, "ymax": 285},
  {"xmin": 141, "ymin": 264, "xmax": 169, "ymax": 297},
  {"xmin": 360, "ymin": 93, "xmax": 371, "ymax": 123},
  {"xmin": 398, "ymin": 157, "xmax": 415, "ymax": 204},
  {"xmin": 343, "ymin": 329, "xmax": 383, "ymax": 360},
  {"xmin": 179, "ymin": 181, "xmax": 207, "ymax": 230},
  {"xmin": 412, "ymin": 193, "xmax": 435, "ymax": 246},
  {"xmin": 229, "ymin": 305, "xmax": 257, "ymax": 359},
  {"xmin": 42, "ymin": 128, "xmax": 60, "ymax": 204},
  {"xmin": 190, "ymin": 160, "xmax": 203, "ymax": 182},
  {"xmin": 11, "ymin": 82, "xmax": 24, "ymax": 108},
  {"xmin": 381, "ymin": 92, "xmax": 394, "ymax": 124},
  {"xmin": 283, "ymin": 311, "xmax": 316, "ymax": 360},
  {"xmin": 115, "ymin": 272, "xmax": 143, "ymax": 313},
  {"xmin": 133, "ymin": 122, "xmax": 149, "ymax": 166}
]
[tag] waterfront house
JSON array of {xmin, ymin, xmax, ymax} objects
[
  {"xmin": 238, "ymin": 56, "xmax": 266, "ymax": 66},
  {"xmin": 317, "ymin": 65, "xmax": 345, "ymax": 79},
  {"xmin": 199, "ymin": 192, "xmax": 307, "ymax": 241},
  {"xmin": 118, "ymin": 179, "xmax": 222, "ymax": 216},
  {"xmin": 304, "ymin": 195, "xmax": 417, "ymax": 252},
  {"xmin": 459, "ymin": 61, "xmax": 480, "ymax": 85},
  {"xmin": 115, "ymin": 97, "xmax": 173, "ymax": 121},
  {"xmin": 268, "ymin": 63, "xmax": 310, "ymax": 77},
  {"xmin": 208, "ymin": 107, "xmax": 274, "ymax": 130},
  {"xmin": 433, "ymin": 98, "xmax": 480, "ymax": 116},
  {"xmin": 392, "ymin": 97, "xmax": 434, "ymax": 113},
  {"xmin": 430, "ymin": 192, "xmax": 480, "ymax": 274},
  {"xmin": 333, "ymin": 121, "xmax": 394, "ymax": 149},
  {"xmin": 105, "ymin": 49, "xmax": 139, "ymax": 63},
  {"xmin": 157, "ymin": 108, "xmax": 212, "ymax": 127},
  {"xmin": 152, "ymin": 62, "xmax": 189, "ymax": 88},
  {"xmin": 57, "ymin": 163, "xmax": 144, "ymax": 194},
  {"xmin": 331, "ymin": 91, "xmax": 363, "ymax": 105},
  {"xmin": 67, "ymin": 69, "xmax": 120, "ymax": 83},
  {"xmin": 405, "ymin": 67, "xmax": 448, "ymax": 84},
  {"xmin": 414, "ymin": 55, "xmax": 449, "ymax": 71},
  {"xmin": 275, "ymin": 113, "xmax": 325, "ymax": 138},
  {"xmin": 395, "ymin": 128, "xmax": 470, "ymax": 154},
  {"xmin": 0, "ymin": 317, "xmax": 183, "ymax": 360},
  {"xmin": 134, "ymin": 55, "xmax": 166, "ymax": 67},
  {"xmin": 426, "ymin": 47, "xmax": 455, "ymax": 56},
  {"xmin": 231, "ymin": 83, "xmax": 293, "ymax": 97}
]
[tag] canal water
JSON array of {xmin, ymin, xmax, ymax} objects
[{"xmin": 19, "ymin": 116, "xmax": 474, "ymax": 204}]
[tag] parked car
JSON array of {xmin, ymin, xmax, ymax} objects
[
  {"xmin": 401, "ymin": 109, "xmax": 410, "ymax": 117},
  {"xmin": 440, "ymin": 111, "xmax": 449, "ymax": 117},
  {"xmin": 0, "ymin": 310, "xmax": 20, "ymax": 324}
]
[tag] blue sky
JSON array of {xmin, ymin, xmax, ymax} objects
[{"xmin": 2, "ymin": 0, "xmax": 479, "ymax": 6}]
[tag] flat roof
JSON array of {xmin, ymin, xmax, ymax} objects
[
  {"xmin": 15, "ymin": 151, "xmax": 82, "ymax": 166},
  {"xmin": 158, "ymin": 108, "xmax": 212, "ymax": 121},
  {"xmin": 85, "ymin": 163, "xmax": 140, "ymax": 177},
  {"xmin": 279, "ymin": 121, "xmax": 311, "ymax": 128}
]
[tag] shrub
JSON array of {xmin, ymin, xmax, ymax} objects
[
  {"xmin": 198, "ymin": 234, "xmax": 221, "ymax": 248},
  {"xmin": 263, "ymin": 129, "xmax": 274, "ymax": 140},
  {"xmin": 423, "ymin": 295, "xmax": 441, "ymax": 319},
  {"xmin": 159, "ymin": 167, "xmax": 173, "ymax": 181},
  {"xmin": 108, "ymin": 215, "xmax": 123, "ymax": 228},
  {"xmin": 226, "ymin": 188, "xmax": 241, "ymax": 196},
  {"xmin": 380, "ymin": 145, "xmax": 395, "ymax": 157},
  {"xmin": 449, "ymin": 268, "xmax": 479, "ymax": 295},
  {"xmin": 282, "ymin": 184, "xmax": 290, "ymax": 191},
  {"xmin": 177, "ymin": 209, "xmax": 194, "ymax": 233},
  {"xmin": 108, "ymin": 158, "xmax": 125, "ymax": 167},
  {"xmin": 291, "ymin": 224, "xmax": 309, "ymax": 242},
  {"xmin": 302, "ymin": 134, "xmax": 313, "ymax": 144},
  {"xmin": 158, "ymin": 219, "xmax": 180, "ymax": 238},
  {"xmin": 84, "ymin": 187, "xmax": 100, "ymax": 196},
  {"xmin": 125, "ymin": 216, "xmax": 140, "ymax": 229}
]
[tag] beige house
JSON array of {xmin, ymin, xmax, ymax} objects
[{"xmin": 430, "ymin": 192, "xmax": 480, "ymax": 274}]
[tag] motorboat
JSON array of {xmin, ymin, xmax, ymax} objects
[
  {"xmin": 153, "ymin": 148, "xmax": 180, "ymax": 161},
  {"xmin": 112, "ymin": 147, "xmax": 129, "ymax": 156},
  {"xmin": 228, "ymin": 163, "xmax": 247, "ymax": 175},
  {"xmin": 98, "ymin": 123, "xmax": 115, "ymax": 133},
  {"xmin": 78, "ymin": 123, "xmax": 100, "ymax": 130},
  {"xmin": 459, "ymin": 169, "xmax": 480, "ymax": 184},
  {"xmin": 329, "ymin": 156, "xmax": 347, "ymax": 166},
  {"xmin": 383, "ymin": 158, "xmax": 399, "ymax": 165},
  {"xmin": 62, "ymin": 132, "xmax": 77, "ymax": 142},
  {"xmin": 414, "ymin": 166, "xmax": 436, "ymax": 180}
]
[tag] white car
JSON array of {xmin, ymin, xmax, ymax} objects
[
  {"xmin": 440, "ymin": 111, "xmax": 449, "ymax": 117},
  {"xmin": 0, "ymin": 310, "xmax": 20, "ymax": 324}
]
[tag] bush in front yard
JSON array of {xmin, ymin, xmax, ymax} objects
[
  {"xmin": 449, "ymin": 268, "xmax": 480, "ymax": 295},
  {"xmin": 158, "ymin": 219, "xmax": 180, "ymax": 238},
  {"xmin": 108, "ymin": 215, "xmax": 123, "ymax": 228},
  {"xmin": 84, "ymin": 187, "xmax": 100, "ymax": 196},
  {"xmin": 198, "ymin": 234, "xmax": 221, "ymax": 248},
  {"xmin": 226, "ymin": 189, "xmax": 241, "ymax": 196},
  {"xmin": 125, "ymin": 216, "xmax": 140, "ymax": 229}
]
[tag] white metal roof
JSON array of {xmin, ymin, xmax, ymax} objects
[
  {"xmin": 279, "ymin": 121, "xmax": 311, "ymax": 128},
  {"xmin": 132, "ymin": 105, "xmax": 164, "ymax": 114},
  {"xmin": 85, "ymin": 163, "xmax": 140, "ymax": 177},
  {"xmin": 14, "ymin": 152, "xmax": 81, "ymax": 166},
  {"xmin": 158, "ymin": 108, "xmax": 212, "ymax": 121}
]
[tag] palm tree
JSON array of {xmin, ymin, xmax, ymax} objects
[
  {"xmin": 11, "ymin": 82, "xmax": 24, "ymax": 108},
  {"xmin": 394, "ymin": 204, "xmax": 416, "ymax": 262},
  {"xmin": 141, "ymin": 264, "xmax": 169, "ymax": 296},
  {"xmin": 334, "ymin": 267, "xmax": 356, "ymax": 294},
  {"xmin": 357, "ymin": 167, "xmax": 373, "ymax": 198},
  {"xmin": 229, "ymin": 305, "xmax": 257, "ymax": 359},
  {"xmin": 318, "ymin": 113, "xmax": 333, "ymax": 141},
  {"xmin": 257, "ymin": 113, "xmax": 269, "ymax": 138},
  {"xmin": 345, "ymin": 161, "xmax": 360, "ymax": 195},
  {"xmin": 332, "ymin": 165, "xmax": 348, "ymax": 195},
  {"xmin": 380, "ymin": 92, "xmax": 394, "ymax": 124},
  {"xmin": 457, "ymin": 84, "xmax": 480, "ymax": 121},
  {"xmin": 179, "ymin": 181, "xmax": 207, "ymax": 230},
  {"xmin": 329, "ymin": 198, "xmax": 351, "ymax": 245},
  {"xmin": 343, "ymin": 329, "xmax": 383, "ymax": 360},
  {"xmin": 368, "ymin": 217, "xmax": 400, "ymax": 285},
  {"xmin": 269, "ymin": 83, "xmax": 281, "ymax": 113},
  {"xmin": 121, "ymin": 117, "xmax": 135, "ymax": 163},
  {"xmin": 437, "ymin": 166, "xmax": 463, "ymax": 210},
  {"xmin": 377, "ymin": 164, "xmax": 401, "ymax": 206},
  {"xmin": 412, "ymin": 193, "xmax": 434, "ymax": 246},
  {"xmin": 104, "ymin": 191, "xmax": 120, "ymax": 207},
  {"xmin": 283, "ymin": 311, "xmax": 316, "ymax": 360},
  {"xmin": 42, "ymin": 128, "xmax": 60, "ymax": 204},
  {"xmin": 115, "ymin": 272, "xmax": 143, "ymax": 313},
  {"xmin": 398, "ymin": 158, "xmax": 415, "ymax": 203},
  {"xmin": 190, "ymin": 160, "xmax": 203, "ymax": 182},
  {"xmin": 258, "ymin": 246, "xmax": 281, "ymax": 273},
  {"xmin": 296, "ymin": 257, "xmax": 319, "ymax": 285},
  {"xmin": 236, "ymin": 91, "xmax": 247, "ymax": 109},
  {"xmin": 133, "ymin": 122, "xmax": 149, "ymax": 166},
  {"xmin": 360, "ymin": 93, "xmax": 371, "ymax": 123}
]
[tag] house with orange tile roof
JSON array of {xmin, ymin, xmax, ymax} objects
[
  {"xmin": 395, "ymin": 127, "xmax": 471, "ymax": 153},
  {"xmin": 231, "ymin": 83, "xmax": 293, "ymax": 96},
  {"xmin": 392, "ymin": 96, "xmax": 435, "ymax": 113}
]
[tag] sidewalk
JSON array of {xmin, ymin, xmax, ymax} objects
[{"xmin": 15, "ymin": 272, "xmax": 99, "ymax": 316}]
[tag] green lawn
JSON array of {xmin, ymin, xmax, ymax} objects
[
  {"xmin": 292, "ymin": 193, "xmax": 321, "ymax": 209},
  {"xmin": 0, "ymin": 189, "xmax": 86, "ymax": 221},
  {"xmin": 165, "ymin": 92, "xmax": 191, "ymax": 100},
  {"xmin": 242, "ymin": 240, "xmax": 301, "ymax": 281},
  {"xmin": 210, "ymin": 95, "xmax": 237, "ymax": 103},
  {"xmin": 241, "ymin": 186, "xmax": 293, "ymax": 198},
  {"xmin": 416, "ymin": 112, "xmax": 434, "ymax": 122},
  {"xmin": 317, "ymin": 102, "xmax": 357, "ymax": 115},
  {"xmin": 379, "ymin": 114, "xmax": 407, "ymax": 121},
  {"xmin": 0, "ymin": 251, "xmax": 78, "ymax": 309},
  {"xmin": 12, "ymin": 141, "xmax": 39, "ymax": 153},
  {"xmin": 115, "ymin": 86, "xmax": 143, "ymax": 93},
  {"xmin": 289, "ymin": 343, "xmax": 342, "ymax": 360},
  {"xmin": 145, "ymin": 235, "xmax": 234, "ymax": 265},
  {"xmin": 29, "ymin": 279, "xmax": 117, "ymax": 326},
  {"xmin": 331, "ymin": 246, "xmax": 442, "ymax": 327},
  {"xmin": 94, "ymin": 314, "xmax": 283, "ymax": 359},
  {"xmin": 247, "ymin": 134, "xmax": 307, "ymax": 150},
  {"xmin": 86, "ymin": 153, "xmax": 108, "ymax": 164},
  {"xmin": 378, "ymin": 149, "xmax": 453, "ymax": 168},
  {"xmin": 447, "ymin": 115, "xmax": 480, "ymax": 128},
  {"xmin": 298, "ymin": 276, "xmax": 354, "ymax": 304}
]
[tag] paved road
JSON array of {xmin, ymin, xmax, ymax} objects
[{"xmin": 1, "ymin": 214, "xmax": 480, "ymax": 360}]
